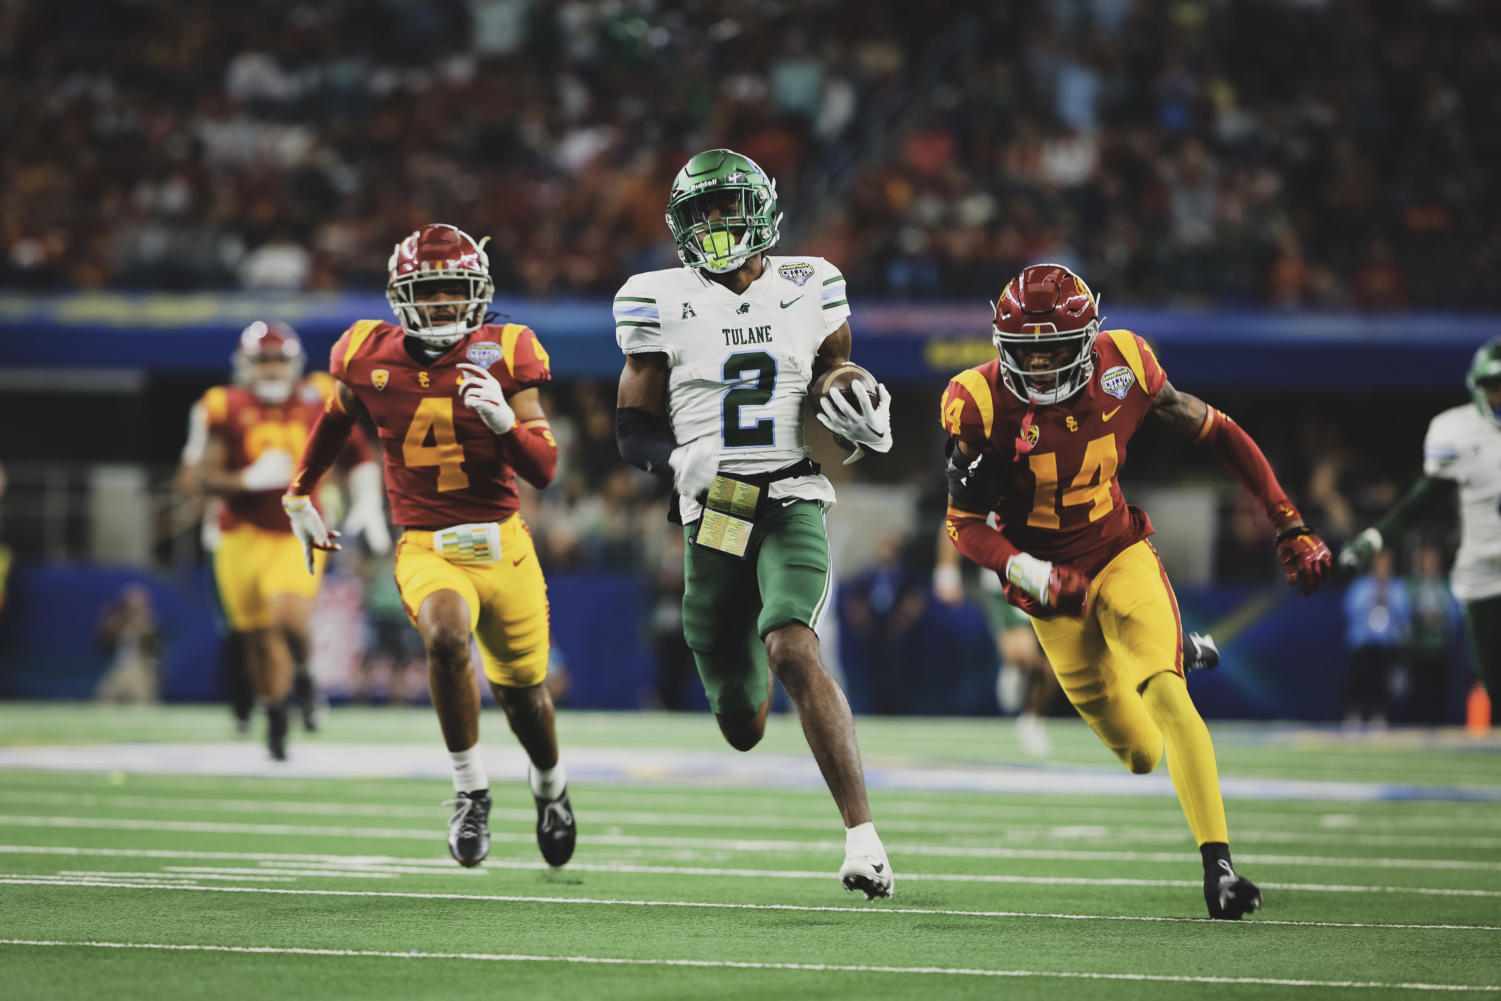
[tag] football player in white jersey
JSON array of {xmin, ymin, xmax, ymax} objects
[
  {"xmin": 1340, "ymin": 338, "xmax": 1501, "ymax": 715},
  {"xmin": 613, "ymin": 149, "xmax": 895, "ymax": 899}
]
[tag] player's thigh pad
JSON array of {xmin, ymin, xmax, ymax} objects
[
  {"xmin": 1092, "ymin": 540, "xmax": 1184, "ymax": 689},
  {"xmin": 682, "ymin": 522, "xmax": 770, "ymax": 717},
  {"xmin": 754, "ymin": 501, "xmax": 833, "ymax": 638},
  {"xmin": 470, "ymin": 518, "xmax": 551, "ymax": 687},
  {"xmin": 394, "ymin": 532, "xmax": 481, "ymax": 632}
]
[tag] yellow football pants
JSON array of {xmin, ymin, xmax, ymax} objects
[
  {"xmin": 1031, "ymin": 540, "xmax": 1229, "ymax": 845},
  {"xmin": 214, "ymin": 526, "xmax": 325, "ymax": 631},
  {"xmin": 394, "ymin": 515, "xmax": 550, "ymax": 687}
]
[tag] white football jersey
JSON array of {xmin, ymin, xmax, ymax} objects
[
  {"xmin": 615, "ymin": 256, "xmax": 850, "ymax": 522},
  {"xmin": 1423, "ymin": 404, "xmax": 1501, "ymax": 601}
]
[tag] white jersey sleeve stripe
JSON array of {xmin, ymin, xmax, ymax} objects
[{"xmin": 613, "ymin": 301, "xmax": 661, "ymax": 322}]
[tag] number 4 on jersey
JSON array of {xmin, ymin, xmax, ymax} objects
[{"xmin": 403, "ymin": 397, "xmax": 469, "ymax": 491}]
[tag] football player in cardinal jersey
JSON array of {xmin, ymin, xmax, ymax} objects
[
  {"xmin": 940, "ymin": 263, "xmax": 1332, "ymax": 920},
  {"xmin": 613, "ymin": 149, "xmax": 894, "ymax": 900},
  {"xmin": 1339, "ymin": 337, "xmax": 1501, "ymax": 723},
  {"xmin": 284, "ymin": 223, "xmax": 576, "ymax": 869},
  {"xmin": 195, "ymin": 321, "xmax": 387, "ymax": 760}
]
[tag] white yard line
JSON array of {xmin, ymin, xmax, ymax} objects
[
  {"xmin": 4, "ymin": 790, "xmax": 1500, "ymax": 849},
  {"xmin": 0, "ymin": 938, "xmax": 1493, "ymax": 991},
  {"xmin": 4, "ymin": 742, "xmax": 1498, "ymax": 804},
  {"xmin": 3, "ymin": 844, "xmax": 1498, "ymax": 897},
  {"xmin": 0, "ymin": 813, "xmax": 1495, "ymax": 872},
  {"xmin": 7, "ymin": 775, "xmax": 1500, "ymax": 831},
  {"xmin": 2, "ymin": 875, "xmax": 1497, "ymax": 932}
]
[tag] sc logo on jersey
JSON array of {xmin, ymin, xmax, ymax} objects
[{"xmin": 1101, "ymin": 365, "xmax": 1136, "ymax": 400}]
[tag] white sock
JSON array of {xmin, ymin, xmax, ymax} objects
[
  {"xmin": 529, "ymin": 761, "xmax": 567, "ymax": 800},
  {"xmin": 845, "ymin": 821, "xmax": 883, "ymax": 858},
  {"xmin": 449, "ymin": 746, "xmax": 488, "ymax": 794}
]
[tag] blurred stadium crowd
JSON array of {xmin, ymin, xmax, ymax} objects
[
  {"xmin": 0, "ymin": 0, "xmax": 1490, "ymax": 718},
  {"xmin": 5, "ymin": 0, "xmax": 1498, "ymax": 306}
]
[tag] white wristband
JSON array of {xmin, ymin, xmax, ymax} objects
[{"xmin": 1004, "ymin": 552, "xmax": 1053, "ymax": 605}]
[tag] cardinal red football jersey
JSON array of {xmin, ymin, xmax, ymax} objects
[
  {"xmin": 940, "ymin": 330, "xmax": 1168, "ymax": 575},
  {"xmin": 330, "ymin": 320, "xmax": 551, "ymax": 528},
  {"xmin": 202, "ymin": 373, "xmax": 370, "ymax": 533}
]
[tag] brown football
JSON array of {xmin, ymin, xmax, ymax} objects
[{"xmin": 811, "ymin": 362, "xmax": 880, "ymax": 411}]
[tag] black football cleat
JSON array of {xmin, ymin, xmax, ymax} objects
[
  {"xmin": 531, "ymin": 778, "xmax": 576, "ymax": 867},
  {"xmin": 1184, "ymin": 631, "xmax": 1220, "ymax": 672},
  {"xmin": 1204, "ymin": 857, "xmax": 1262, "ymax": 919},
  {"xmin": 267, "ymin": 703, "xmax": 289, "ymax": 762},
  {"xmin": 444, "ymin": 790, "xmax": 492, "ymax": 867}
]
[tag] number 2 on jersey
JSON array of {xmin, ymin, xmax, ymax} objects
[
  {"xmin": 403, "ymin": 398, "xmax": 469, "ymax": 491},
  {"xmin": 1027, "ymin": 434, "xmax": 1119, "ymax": 529},
  {"xmin": 721, "ymin": 351, "xmax": 776, "ymax": 448}
]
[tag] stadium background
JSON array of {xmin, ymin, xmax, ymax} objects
[{"xmin": 1, "ymin": 0, "xmax": 1495, "ymax": 723}]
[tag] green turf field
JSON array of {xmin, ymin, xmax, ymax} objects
[{"xmin": 2, "ymin": 703, "xmax": 1499, "ymax": 999}]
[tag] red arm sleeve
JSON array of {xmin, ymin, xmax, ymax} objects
[
  {"xmin": 498, "ymin": 419, "xmax": 559, "ymax": 490},
  {"xmin": 1198, "ymin": 407, "xmax": 1300, "ymax": 528},
  {"xmin": 290, "ymin": 395, "xmax": 357, "ymax": 496},
  {"xmin": 944, "ymin": 508, "xmax": 1021, "ymax": 573}
]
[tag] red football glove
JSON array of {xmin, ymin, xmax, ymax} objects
[
  {"xmin": 999, "ymin": 562, "xmax": 1091, "ymax": 620},
  {"xmin": 1275, "ymin": 526, "xmax": 1332, "ymax": 596}
]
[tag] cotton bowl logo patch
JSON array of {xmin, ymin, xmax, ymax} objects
[
  {"xmin": 777, "ymin": 262, "xmax": 814, "ymax": 287},
  {"xmin": 1101, "ymin": 365, "xmax": 1135, "ymax": 400},
  {"xmin": 466, "ymin": 342, "xmax": 502, "ymax": 369}
]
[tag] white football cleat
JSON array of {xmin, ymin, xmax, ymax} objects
[{"xmin": 839, "ymin": 853, "xmax": 894, "ymax": 900}]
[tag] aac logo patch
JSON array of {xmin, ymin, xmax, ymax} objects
[
  {"xmin": 371, "ymin": 369, "xmax": 389, "ymax": 391},
  {"xmin": 466, "ymin": 342, "xmax": 502, "ymax": 369},
  {"xmin": 1101, "ymin": 365, "xmax": 1136, "ymax": 400},
  {"xmin": 777, "ymin": 262, "xmax": 814, "ymax": 286}
]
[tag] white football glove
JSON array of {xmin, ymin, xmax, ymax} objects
[
  {"xmin": 282, "ymin": 493, "xmax": 341, "ymax": 574},
  {"xmin": 341, "ymin": 461, "xmax": 392, "ymax": 555},
  {"xmin": 456, "ymin": 362, "xmax": 516, "ymax": 435},
  {"xmin": 240, "ymin": 449, "xmax": 294, "ymax": 491},
  {"xmin": 668, "ymin": 436, "xmax": 720, "ymax": 500},
  {"xmin": 816, "ymin": 380, "xmax": 893, "ymax": 464}
]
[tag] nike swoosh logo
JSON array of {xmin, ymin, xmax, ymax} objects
[
  {"xmin": 512, "ymin": 554, "xmax": 528, "ymax": 566},
  {"xmin": 1102, "ymin": 406, "xmax": 1123, "ymax": 422},
  {"xmin": 872, "ymin": 863, "xmax": 885, "ymax": 873},
  {"xmin": 780, "ymin": 296, "xmax": 803, "ymax": 309}
]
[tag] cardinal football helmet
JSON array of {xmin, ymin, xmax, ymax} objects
[
  {"xmin": 666, "ymin": 149, "xmax": 781, "ymax": 274},
  {"xmin": 1466, "ymin": 336, "xmax": 1501, "ymax": 427},
  {"xmin": 235, "ymin": 321, "xmax": 304, "ymax": 404},
  {"xmin": 991, "ymin": 263, "xmax": 1102, "ymax": 405},
  {"xmin": 387, "ymin": 223, "xmax": 495, "ymax": 347}
]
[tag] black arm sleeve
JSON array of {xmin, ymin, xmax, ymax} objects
[
  {"xmin": 944, "ymin": 437, "xmax": 1004, "ymax": 513},
  {"xmin": 615, "ymin": 406, "xmax": 677, "ymax": 474}
]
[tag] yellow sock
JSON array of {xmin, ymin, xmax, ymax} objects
[{"xmin": 1142, "ymin": 673, "xmax": 1229, "ymax": 845}]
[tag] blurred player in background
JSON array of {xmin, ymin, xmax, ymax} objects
[
  {"xmin": 614, "ymin": 149, "xmax": 895, "ymax": 900},
  {"xmin": 195, "ymin": 321, "xmax": 387, "ymax": 760},
  {"xmin": 177, "ymin": 356, "xmax": 251, "ymax": 731},
  {"xmin": 1340, "ymin": 337, "xmax": 1501, "ymax": 729},
  {"xmin": 283, "ymin": 223, "xmax": 576, "ymax": 870},
  {"xmin": 940, "ymin": 263, "xmax": 1331, "ymax": 919}
]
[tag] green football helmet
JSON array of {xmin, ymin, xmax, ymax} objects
[
  {"xmin": 1466, "ymin": 336, "xmax": 1501, "ymax": 426},
  {"xmin": 666, "ymin": 149, "xmax": 781, "ymax": 274}
]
